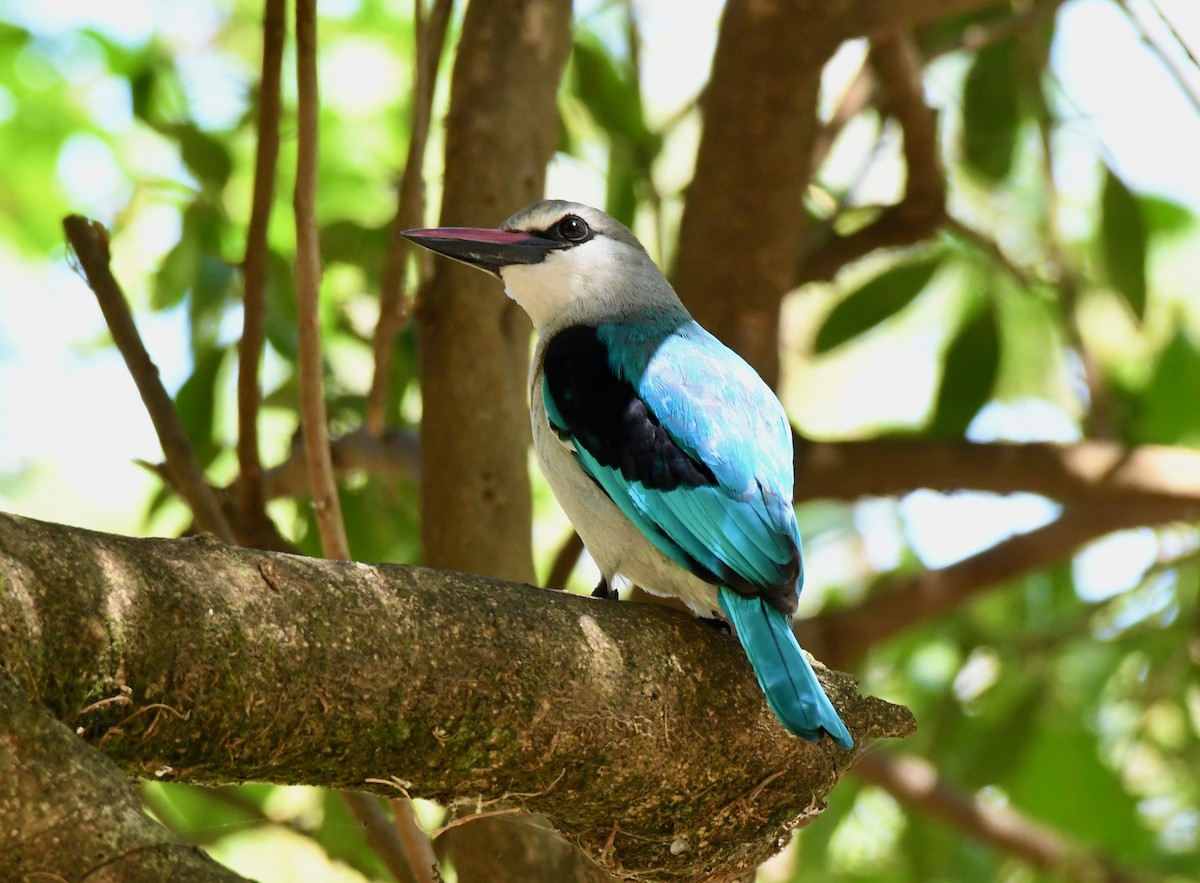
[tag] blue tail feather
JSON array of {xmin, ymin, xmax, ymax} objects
[{"xmin": 718, "ymin": 587, "xmax": 853, "ymax": 749}]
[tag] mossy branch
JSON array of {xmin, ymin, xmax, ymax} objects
[{"xmin": 0, "ymin": 510, "xmax": 912, "ymax": 880}]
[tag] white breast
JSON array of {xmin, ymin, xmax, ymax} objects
[{"xmin": 529, "ymin": 365, "xmax": 722, "ymax": 618}]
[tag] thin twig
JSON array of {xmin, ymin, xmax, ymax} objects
[
  {"xmin": 1118, "ymin": 0, "xmax": 1200, "ymax": 118},
  {"xmin": 366, "ymin": 0, "xmax": 455, "ymax": 437},
  {"xmin": 236, "ymin": 0, "xmax": 287, "ymax": 538},
  {"xmin": 944, "ymin": 214, "xmax": 1039, "ymax": 290},
  {"xmin": 800, "ymin": 31, "xmax": 945, "ymax": 283},
  {"xmin": 63, "ymin": 216, "xmax": 235, "ymax": 542},
  {"xmin": 1021, "ymin": 24, "xmax": 1114, "ymax": 438},
  {"xmin": 924, "ymin": 1, "xmax": 1068, "ymax": 59},
  {"xmin": 545, "ymin": 531, "xmax": 584, "ymax": 590},
  {"xmin": 293, "ymin": 0, "xmax": 349, "ymax": 560},
  {"xmin": 294, "ymin": 6, "xmax": 438, "ymax": 879},
  {"xmin": 811, "ymin": 54, "xmax": 875, "ymax": 175}
]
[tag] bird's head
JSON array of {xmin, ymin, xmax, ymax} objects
[{"xmin": 401, "ymin": 200, "xmax": 684, "ymax": 331}]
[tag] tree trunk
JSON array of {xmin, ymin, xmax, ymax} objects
[{"xmin": 416, "ymin": 0, "xmax": 572, "ymax": 582}]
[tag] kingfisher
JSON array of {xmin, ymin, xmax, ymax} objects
[{"xmin": 403, "ymin": 201, "xmax": 852, "ymax": 748}]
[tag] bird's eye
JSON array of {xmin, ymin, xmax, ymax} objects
[{"xmin": 557, "ymin": 215, "xmax": 590, "ymax": 242}]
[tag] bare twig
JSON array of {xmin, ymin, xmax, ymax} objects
[
  {"xmin": 63, "ymin": 216, "xmax": 235, "ymax": 542},
  {"xmin": 924, "ymin": 1, "xmax": 1069, "ymax": 59},
  {"xmin": 811, "ymin": 54, "xmax": 876, "ymax": 175},
  {"xmin": 545, "ymin": 531, "xmax": 584, "ymax": 590},
  {"xmin": 261, "ymin": 426, "xmax": 421, "ymax": 500},
  {"xmin": 944, "ymin": 215, "xmax": 1039, "ymax": 289},
  {"xmin": 236, "ymin": 0, "xmax": 287, "ymax": 539},
  {"xmin": 793, "ymin": 438, "xmax": 1200, "ymax": 512},
  {"xmin": 366, "ymin": 0, "xmax": 455, "ymax": 437},
  {"xmin": 294, "ymin": 6, "xmax": 434, "ymax": 877},
  {"xmin": 800, "ymin": 31, "xmax": 945, "ymax": 284},
  {"xmin": 1118, "ymin": 0, "xmax": 1200, "ymax": 118},
  {"xmin": 854, "ymin": 752, "xmax": 1138, "ymax": 883},
  {"xmin": 293, "ymin": 0, "xmax": 349, "ymax": 560}
]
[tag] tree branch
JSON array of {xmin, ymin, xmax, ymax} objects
[
  {"xmin": 675, "ymin": 0, "xmax": 833, "ymax": 385},
  {"xmin": 799, "ymin": 503, "xmax": 1182, "ymax": 669},
  {"xmin": 1117, "ymin": 0, "xmax": 1200, "ymax": 118},
  {"xmin": 846, "ymin": 0, "xmax": 1015, "ymax": 39},
  {"xmin": 800, "ymin": 31, "xmax": 945, "ymax": 284},
  {"xmin": 0, "ymin": 674, "xmax": 248, "ymax": 882},
  {"xmin": 793, "ymin": 438, "xmax": 1200, "ymax": 514},
  {"xmin": 235, "ymin": 0, "xmax": 286, "ymax": 543},
  {"xmin": 243, "ymin": 431, "xmax": 1200, "ymax": 524},
  {"xmin": 417, "ymin": 0, "xmax": 571, "ymax": 582},
  {"xmin": 62, "ymin": 216, "xmax": 235, "ymax": 543},
  {"xmin": 260, "ymin": 426, "xmax": 421, "ymax": 500},
  {"xmin": 853, "ymin": 751, "xmax": 1139, "ymax": 883},
  {"xmin": 341, "ymin": 791, "xmax": 426, "ymax": 883},
  {"xmin": 545, "ymin": 531, "xmax": 585, "ymax": 591},
  {"xmin": 293, "ymin": 0, "xmax": 350, "ymax": 560},
  {"xmin": 0, "ymin": 510, "xmax": 912, "ymax": 880},
  {"xmin": 240, "ymin": 432, "xmax": 1200, "ymax": 534},
  {"xmin": 366, "ymin": 0, "xmax": 454, "ymax": 437}
]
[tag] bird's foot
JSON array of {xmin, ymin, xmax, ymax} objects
[{"xmin": 591, "ymin": 577, "xmax": 618, "ymax": 600}]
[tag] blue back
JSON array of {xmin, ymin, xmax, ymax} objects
[{"xmin": 541, "ymin": 318, "xmax": 802, "ymax": 612}]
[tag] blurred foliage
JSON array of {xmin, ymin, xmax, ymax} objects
[{"xmin": 2, "ymin": 0, "xmax": 1200, "ymax": 881}]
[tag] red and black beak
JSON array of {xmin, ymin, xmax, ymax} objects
[{"xmin": 400, "ymin": 226, "xmax": 565, "ymax": 278}]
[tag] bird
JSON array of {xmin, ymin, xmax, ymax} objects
[{"xmin": 402, "ymin": 200, "xmax": 852, "ymax": 749}]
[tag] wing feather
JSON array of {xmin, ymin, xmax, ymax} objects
[{"xmin": 542, "ymin": 321, "xmax": 801, "ymax": 612}]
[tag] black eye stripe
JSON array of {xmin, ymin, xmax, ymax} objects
[{"xmin": 532, "ymin": 215, "xmax": 593, "ymax": 245}]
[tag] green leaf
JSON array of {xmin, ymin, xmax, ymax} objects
[
  {"xmin": 141, "ymin": 783, "xmax": 263, "ymax": 844},
  {"xmin": 929, "ymin": 302, "xmax": 1000, "ymax": 436},
  {"xmin": 312, "ymin": 791, "xmax": 393, "ymax": 880},
  {"xmin": 1132, "ymin": 326, "xmax": 1200, "ymax": 445},
  {"xmin": 1139, "ymin": 194, "xmax": 1195, "ymax": 235},
  {"xmin": 320, "ymin": 219, "xmax": 388, "ymax": 272},
  {"xmin": 571, "ymin": 34, "xmax": 654, "ymax": 151},
  {"xmin": 605, "ymin": 145, "xmax": 638, "ymax": 229},
  {"xmin": 173, "ymin": 345, "xmax": 227, "ymax": 468},
  {"xmin": 814, "ymin": 253, "xmax": 944, "ymax": 354},
  {"xmin": 1100, "ymin": 166, "xmax": 1149, "ymax": 320},
  {"xmin": 152, "ymin": 236, "xmax": 198, "ymax": 310},
  {"xmin": 175, "ymin": 124, "xmax": 233, "ymax": 191},
  {"xmin": 962, "ymin": 40, "xmax": 1021, "ymax": 183},
  {"xmin": 264, "ymin": 249, "xmax": 299, "ymax": 361},
  {"xmin": 151, "ymin": 201, "xmax": 226, "ymax": 312},
  {"xmin": 1009, "ymin": 724, "xmax": 1149, "ymax": 861}
]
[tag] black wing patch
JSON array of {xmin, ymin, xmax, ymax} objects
[{"xmin": 542, "ymin": 325, "xmax": 717, "ymax": 492}]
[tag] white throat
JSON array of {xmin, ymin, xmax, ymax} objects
[{"xmin": 499, "ymin": 239, "xmax": 686, "ymax": 333}]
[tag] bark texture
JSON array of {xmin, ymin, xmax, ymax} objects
[
  {"xmin": 673, "ymin": 0, "xmax": 1009, "ymax": 383},
  {"xmin": 0, "ymin": 511, "xmax": 912, "ymax": 880},
  {"xmin": 0, "ymin": 675, "xmax": 247, "ymax": 883},
  {"xmin": 416, "ymin": 0, "xmax": 571, "ymax": 582},
  {"xmin": 674, "ymin": 0, "xmax": 833, "ymax": 387}
]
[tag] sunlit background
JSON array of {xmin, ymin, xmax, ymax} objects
[{"xmin": 2, "ymin": 0, "xmax": 1199, "ymax": 879}]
